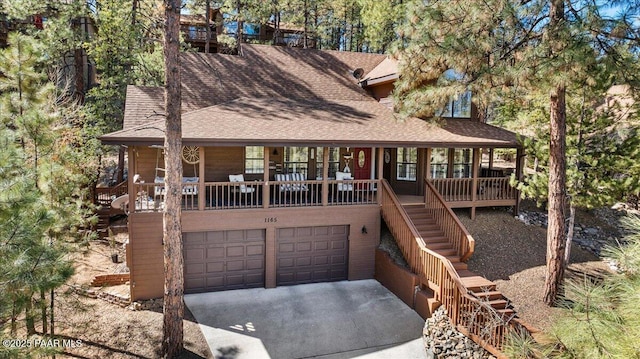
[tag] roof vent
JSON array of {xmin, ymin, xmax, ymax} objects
[{"xmin": 352, "ymin": 68, "xmax": 364, "ymax": 80}]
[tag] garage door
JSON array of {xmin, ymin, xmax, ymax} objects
[
  {"xmin": 276, "ymin": 225, "xmax": 349, "ymax": 286},
  {"xmin": 184, "ymin": 229, "xmax": 265, "ymax": 293}
]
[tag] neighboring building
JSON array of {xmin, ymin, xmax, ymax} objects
[
  {"xmin": 181, "ymin": 9, "xmax": 316, "ymax": 53},
  {"xmin": 100, "ymin": 44, "xmax": 526, "ymax": 352}
]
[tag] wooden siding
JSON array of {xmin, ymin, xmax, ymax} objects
[
  {"xmin": 128, "ymin": 213, "xmax": 164, "ymax": 300},
  {"xmin": 127, "ymin": 205, "xmax": 380, "ymax": 300}
]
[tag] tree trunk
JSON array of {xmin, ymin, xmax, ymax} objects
[
  {"xmin": 543, "ymin": 0, "xmax": 567, "ymax": 306},
  {"xmin": 303, "ymin": 0, "xmax": 308, "ymax": 49},
  {"xmin": 26, "ymin": 297, "xmax": 36, "ymax": 335},
  {"xmin": 236, "ymin": 0, "xmax": 243, "ymax": 54},
  {"xmin": 162, "ymin": 0, "xmax": 184, "ymax": 358},
  {"xmin": 41, "ymin": 289, "xmax": 47, "ymax": 334},
  {"xmin": 205, "ymin": 0, "xmax": 211, "ymax": 53},
  {"xmin": 564, "ymin": 203, "xmax": 575, "ymax": 266}
]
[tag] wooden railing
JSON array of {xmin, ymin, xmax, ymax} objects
[
  {"xmin": 380, "ymin": 179, "xmax": 522, "ymax": 354},
  {"xmin": 477, "ymin": 177, "xmax": 517, "ymax": 201},
  {"xmin": 424, "ymin": 181, "xmax": 475, "ymax": 262},
  {"xmin": 429, "ymin": 177, "xmax": 517, "ymax": 204},
  {"xmin": 95, "ymin": 180, "xmax": 128, "ymax": 207},
  {"xmin": 130, "ymin": 179, "xmax": 378, "ymax": 212}
]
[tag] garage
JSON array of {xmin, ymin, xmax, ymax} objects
[
  {"xmin": 183, "ymin": 229, "xmax": 265, "ymax": 293},
  {"xmin": 276, "ymin": 225, "xmax": 349, "ymax": 286}
]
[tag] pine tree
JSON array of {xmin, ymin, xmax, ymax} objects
[
  {"xmin": 393, "ymin": 0, "xmax": 640, "ymax": 306},
  {"xmin": 161, "ymin": 0, "xmax": 185, "ymax": 357}
]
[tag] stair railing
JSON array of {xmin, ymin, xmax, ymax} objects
[
  {"xmin": 379, "ymin": 179, "xmax": 523, "ymax": 354},
  {"xmin": 424, "ymin": 180, "xmax": 475, "ymax": 261}
]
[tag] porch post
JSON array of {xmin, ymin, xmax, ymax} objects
[
  {"xmin": 263, "ymin": 147, "xmax": 270, "ymax": 209},
  {"xmin": 128, "ymin": 146, "xmax": 136, "ymax": 213},
  {"xmin": 425, "ymin": 148, "xmax": 432, "ymax": 206},
  {"xmin": 489, "ymin": 148, "xmax": 494, "ymax": 170},
  {"xmin": 514, "ymin": 146, "xmax": 525, "ymax": 216},
  {"xmin": 198, "ymin": 146, "xmax": 205, "ymax": 211},
  {"xmin": 471, "ymin": 148, "xmax": 480, "ymax": 220},
  {"xmin": 377, "ymin": 148, "xmax": 383, "ymax": 205},
  {"xmin": 322, "ymin": 147, "xmax": 329, "ymax": 206}
]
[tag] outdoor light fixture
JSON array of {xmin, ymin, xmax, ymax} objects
[
  {"xmin": 361, "ymin": 225, "xmax": 367, "ymax": 234},
  {"xmin": 272, "ymin": 148, "xmax": 279, "ymax": 156}
]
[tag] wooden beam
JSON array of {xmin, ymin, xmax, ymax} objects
[
  {"xmin": 377, "ymin": 148, "xmax": 383, "ymax": 204},
  {"xmin": 198, "ymin": 146, "xmax": 205, "ymax": 211},
  {"xmin": 263, "ymin": 147, "xmax": 270, "ymax": 209},
  {"xmin": 322, "ymin": 147, "xmax": 329, "ymax": 206},
  {"xmin": 514, "ymin": 147, "xmax": 525, "ymax": 216},
  {"xmin": 471, "ymin": 148, "xmax": 480, "ymax": 220},
  {"xmin": 128, "ymin": 147, "xmax": 136, "ymax": 214}
]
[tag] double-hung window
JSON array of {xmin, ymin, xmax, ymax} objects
[
  {"xmin": 315, "ymin": 147, "xmax": 340, "ymax": 178},
  {"xmin": 396, "ymin": 148, "xmax": 417, "ymax": 181},
  {"xmin": 244, "ymin": 146, "xmax": 264, "ymax": 174},
  {"xmin": 284, "ymin": 147, "xmax": 309, "ymax": 175}
]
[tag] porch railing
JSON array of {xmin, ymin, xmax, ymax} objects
[
  {"xmin": 95, "ymin": 180, "xmax": 128, "ymax": 207},
  {"xmin": 424, "ymin": 180, "xmax": 475, "ymax": 262},
  {"xmin": 129, "ymin": 179, "xmax": 378, "ymax": 212},
  {"xmin": 380, "ymin": 179, "xmax": 522, "ymax": 354},
  {"xmin": 429, "ymin": 177, "xmax": 516, "ymax": 203}
]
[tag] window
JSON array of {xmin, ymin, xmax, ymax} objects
[
  {"xmin": 431, "ymin": 148, "xmax": 449, "ymax": 179},
  {"xmin": 244, "ymin": 146, "xmax": 264, "ymax": 174},
  {"xmin": 437, "ymin": 69, "xmax": 472, "ymax": 118},
  {"xmin": 316, "ymin": 147, "xmax": 340, "ymax": 179},
  {"xmin": 438, "ymin": 91, "xmax": 472, "ymax": 118},
  {"xmin": 396, "ymin": 148, "xmax": 417, "ymax": 181},
  {"xmin": 284, "ymin": 147, "xmax": 309, "ymax": 175},
  {"xmin": 452, "ymin": 149, "xmax": 472, "ymax": 178}
]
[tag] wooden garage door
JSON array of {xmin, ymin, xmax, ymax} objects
[
  {"xmin": 276, "ymin": 225, "xmax": 349, "ymax": 286},
  {"xmin": 183, "ymin": 229, "xmax": 265, "ymax": 293}
]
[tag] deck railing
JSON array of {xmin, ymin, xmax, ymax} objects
[
  {"xmin": 429, "ymin": 177, "xmax": 516, "ymax": 204},
  {"xmin": 95, "ymin": 180, "xmax": 128, "ymax": 207},
  {"xmin": 424, "ymin": 181, "xmax": 475, "ymax": 262},
  {"xmin": 130, "ymin": 179, "xmax": 378, "ymax": 212},
  {"xmin": 380, "ymin": 179, "xmax": 522, "ymax": 354}
]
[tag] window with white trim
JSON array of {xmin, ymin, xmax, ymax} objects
[
  {"xmin": 315, "ymin": 147, "xmax": 340, "ymax": 179},
  {"xmin": 244, "ymin": 146, "xmax": 264, "ymax": 174},
  {"xmin": 284, "ymin": 147, "xmax": 309, "ymax": 175}
]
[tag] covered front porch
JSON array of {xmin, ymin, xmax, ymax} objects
[{"xmin": 124, "ymin": 144, "xmax": 522, "ymax": 218}]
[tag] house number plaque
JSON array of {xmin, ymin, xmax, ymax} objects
[{"xmin": 264, "ymin": 217, "xmax": 278, "ymax": 223}]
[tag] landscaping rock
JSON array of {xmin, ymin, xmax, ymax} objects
[{"xmin": 423, "ymin": 307, "xmax": 495, "ymax": 359}]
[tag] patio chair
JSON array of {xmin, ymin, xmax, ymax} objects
[
  {"xmin": 229, "ymin": 174, "xmax": 256, "ymax": 193},
  {"xmin": 275, "ymin": 173, "xmax": 309, "ymax": 192},
  {"xmin": 335, "ymin": 171, "xmax": 354, "ymax": 191}
]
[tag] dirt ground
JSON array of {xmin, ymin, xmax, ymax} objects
[
  {"xmin": 457, "ymin": 204, "xmax": 614, "ymax": 331},
  {"xmin": 52, "ymin": 235, "xmax": 213, "ymax": 359}
]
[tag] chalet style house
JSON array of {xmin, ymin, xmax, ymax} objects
[{"xmin": 100, "ymin": 44, "xmax": 527, "ymax": 352}]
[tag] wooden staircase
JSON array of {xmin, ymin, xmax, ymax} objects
[{"xmin": 404, "ymin": 204, "xmax": 516, "ymax": 320}]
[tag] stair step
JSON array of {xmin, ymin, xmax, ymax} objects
[
  {"xmin": 472, "ymin": 290, "xmax": 504, "ymax": 301},
  {"xmin": 460, "ymin": 276, "xmax": 496, "ymax": 291},
  {"xmin": 411, "ymin": 218, "xmax": 438, "ymax": 225},
  {"xmin": 452, "ymin": 262, "xmax": 468, "ymax": 271},
  {"xmin": 456, "ymin": 269, "xmax": 477, "ymax": 278},
  {"xmin": 496, "ymin": 308, "xmax": 516, "ymax": 319},
  {"xmin": 434, "ymin": 248, "xmax": 458, "ymax": 257},
  {"xmin": 423, "ymin": 241, "xmax": 455, "ymax": 250},
  {"xmin": 422, "ymin": 236, "xmax": 449, "ymax": 243},
  {"xmin": 417, "ymin": 230, "xmax": 445, "ymax": 238},
  {"xmin": 486, "ymin": 299, "xmax": 509, "ymax": 310}
]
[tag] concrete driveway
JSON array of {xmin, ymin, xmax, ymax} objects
[{"xmin": 185, "ymin": 279, "xmax": 426, "ymax": 359}]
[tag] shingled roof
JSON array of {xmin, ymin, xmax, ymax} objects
[
  {"xmin": 108, "ymin": 44, "xmax": 521, "ymax": 148},
  {"xmin": 104, "ymin": 97, "xmax": 520, "ymax": 148}
]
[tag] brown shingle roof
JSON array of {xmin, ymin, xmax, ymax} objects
[
  {"xmin": 361, "ymin": 57, "xmax": 398, "ymax": 85},
  {"xmin": 122, "ymin": 44, "xmax": 387, "ymax": 129},
  {"xmin": 104, "ymin": 97, "xmax": 520, "ymax": 148}
]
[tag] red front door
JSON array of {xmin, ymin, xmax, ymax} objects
[{"xmin": 353, "ymin": 148, "xmax": 372, "ymax": 180}]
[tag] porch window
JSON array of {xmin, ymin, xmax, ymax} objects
[
  {"xmin": 431, "ymin": 148, "xmax": 449, "ymax": 178},
  {"xmin": 284, "ymin": 147, "xmax": 309, "ymax": 175},
  {"xmin": 396, "ymin": 148, "xmax": 417, "ymax": 181},
  {"xmin": 316, "ymin": 147, "xmax": 340, "ymax": 179},
  {"xmin": 244, "ymin": 146, "xmax": 264, "ymax": 174},
  {"xmin": 453, "ymin": 148, "xmax": 472, "ymax": 178}
]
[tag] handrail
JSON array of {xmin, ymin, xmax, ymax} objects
[
  {"xmin": 380, "ymin": 179, "xmax": 521, "ymax": 354},
  {"xmin": 95, "ymin": 180, "xmax": 128, "ymax": 206},
  {"xmin": 424, "ymin": 180, "xmax": 475, "ymax": 262}
]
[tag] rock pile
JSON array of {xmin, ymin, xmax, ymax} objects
[
  {"xmin": 516, "ymin": 209, "xmax": 625, "ymax": 256},
  {"xmin": 423, "ymin": 307, "xmax": 495, "ymax": 359}
]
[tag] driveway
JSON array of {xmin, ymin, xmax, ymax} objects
[{"xmin": 184, "ymin": 279, "xmax": 426, "ymax": 359}]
